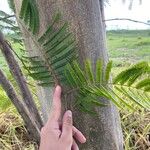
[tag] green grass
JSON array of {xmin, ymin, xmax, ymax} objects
[
  {"xmin": 107, "ymin": 30, "xmax": 150, "ymax": 150},
  {"xmin": 107, "ymin": 30, "xmax": 150, "ymax": 66},
  {"xmin": 0, "ymin": 40, "xmax": 24, "ymax": 72}
]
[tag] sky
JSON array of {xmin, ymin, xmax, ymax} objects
[
  {"xmin": 105, "ymin": 0, "xmax": 150, "ymax": 30},
  {"xmin": 0, "ymin": 0, "xmax": 150, "ymax": 30},
  {"xmin": 0, "ymin": 0, "xmax": 12, "ymax": 14}
]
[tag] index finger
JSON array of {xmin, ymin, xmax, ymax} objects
[{"xmin": 50, "ymin": 85, "xmax": 62, "ymax": 121}]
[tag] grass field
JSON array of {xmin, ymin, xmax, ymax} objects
[
  {"xmin": 107, "ymin": 30, "xmax": 150, "ymax": 62},
  {"xmin": 0, "ymin": 30, "xmax": 150, "ymax": 149},
  {"xmin": 107, "ymin": 30, "xmax": 150, "ymax": 150},
  {"xmin": 107, "ymin": 30, "xmax": 150, "ymax": 76}
]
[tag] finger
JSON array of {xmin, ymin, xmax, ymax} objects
[
  {"xmin": 72, "ymin": 139, "xmax": 79, "ymax": 150},
  {"xmin": 58, "ymin": 124, "xmax": 86, "ymax": 143},
  {"xmin": 50, "ymin": 85, "xmax": 62, "ymax": 121},
  {"xmin": 61, "ymin": 110, "xmax": 73, "ymax": 139},
  {"xmin": 73, "ymin": 126, "xmax": 86, "ymax": 143}
]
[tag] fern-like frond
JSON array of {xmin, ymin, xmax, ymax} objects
[
  {"xmin": 65, "ymin": 60, "xmax": 150, "ymax": 113},
  {"xmin": 19, "ymin": 0, "xmax": 149, "ymax": 113},
  {"xmin": 96, "ymin": 59, "xmax": 103, "ymax": 84},
  {"xmin": 113, "ymin": 61, "xmax": 149, "ymax": 86},
  {"xmin": 76, "ymin": 91, "xmax": 106, "ymax": 115},
  {"xmin": 136, "ymin": 78, "xmax": 150, "ymax": 91},
  {"xmin": 20, "ymin": 0, "xmax": 39, "ymax": 34},
  {"xmin": 65, "ymin": 60, "xmax": 124, "ymax": 112},
  {"xmin": 84, "ymin": 60, "xmax": 94, "ymax": 83},
  {"xmin": 38, "ymin": 13, "xmax": 61, "ymax": 44},
  {"xmin": 104, "ymin": 60, "xmax": 112, "ymax": 84},
  {"xmin": 20, "ymin": 3, "xmax": 77, "ymax": 86},
  {"xmin": 112, "ymin": 62, "xmax": 150, "ymax": 110}
]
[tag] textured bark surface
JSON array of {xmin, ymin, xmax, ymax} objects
[
  {"xmin": 14, "ymin": 0, "xmax": 123, "ymax": 149},
  {"xmin": 14, "ymin": 0, "xmax": 54, "ymax": 123}
]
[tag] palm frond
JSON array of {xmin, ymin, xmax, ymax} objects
[
  {"xmin": 65, "ymin": 60, "xmax": 150, "ymax": 113},
  {"xmin": 113, "ymin": 62, "xmax": 149, "ymax": 86},
  {"xmin": 136, "ymin": 78, "xmax": 150, "ymax": 91},
  {"xmin": 104, "ymin": 60, "xmax": 112, "ymax": 84},
  {"xmin": 113, "ymin": 61, "xmax": 150, "ymax": 110},
  {"xmin": 19, "ymin": 0, "xmax": 149, "ymax": 113},
  {"xmin": 84, "ymin": 60, "xmax": 95, "ymax": 84},
  {"xmin": 20, "ymin": 0, "xmax": 39, "ymax": 34},
  {"xmin": 96, "ymin": 59, "xmax": 103, "ymax": 84},
  {"xmin": 20, "ymin": 0, "xmax": 77, "ymax": 86},
  {"xmin": 65, "ymin": 60, "xmax": 121, "ymax": 113},
  {"xmin": 20, "ymin": 3, "xmax": 77, "ymax": 86}
]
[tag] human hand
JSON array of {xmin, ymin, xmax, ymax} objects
[{"xmin": 39, "ymin": 85, "xmax": 86, "ymax": 150}]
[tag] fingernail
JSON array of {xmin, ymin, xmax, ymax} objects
[
  {"xmin": 83, "ymin": 137, "xmax": 86, "ymax": 143},
  {"xmin": 66, "ymin": 110, "xmax": 72, "ymax": 117},
  {"xmin": 56, "ymin": 85, "xmax": 61, "ymax": 91}
]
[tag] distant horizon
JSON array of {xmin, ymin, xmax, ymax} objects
[{"xmin": 106, "ymin": 28, "xmax": 150, "ymax": 31}]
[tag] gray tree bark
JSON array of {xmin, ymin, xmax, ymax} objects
[{"xmin": 14, "ymin": 0, "xmax": 123, "ymax": 149}]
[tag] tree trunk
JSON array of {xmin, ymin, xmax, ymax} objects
[{"xmin": 14, "ymin": 0, "xmax": 123, "ymax": 149}]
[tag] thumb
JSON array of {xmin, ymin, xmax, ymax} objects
[{"xmin": 61, "ymin": 110, "xmax": 73, "ymax": 139}]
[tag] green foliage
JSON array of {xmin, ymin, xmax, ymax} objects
[
  {"xmin": 104, "ymin": 60, "xmax": 112, "ymax": 84},
  {"xmin": 20, "ymin": 0, "xmax": 39, "ymax": 34},
  {"xmin": 113, "ymin": 61, "xmax": 149, "ymax": 86},
  {"xmin": 65, "ymin": 60, "xmax": 138, "ymax": 112},
  {"xmin": 136, "ymin": 78, "xmax": 150, "ymax": 91},
  {"xmin": 0, "ymin": 9, "xmax": 22, "ymax": 45},
  {"xmin": 19, "ymin": 0, "xmax": 78, "ymax": 87},
  {"xmin": 107, "ymin": 30, "xmax": 150, "ymax": 67},
  {"xmin": 113, "ymin": 61, "xmax": 150, "ymax": 110},
  {"xmin": 96, "ymin": 59, "xmax": 103, "ymax": 84},
  {"xmin": 7, "ymin": 0, "xmax": 16, "ymax": 12},
  {"xmin": 66, "ymin": 60, "xmax": 150, "ymax": 112},
  {"xmin": 20, "ymin": 10, "xmax": 77, "ymax": 86},
  {"xmin": 84, "ymin": 60, "xmax": 95, "ymax": 84},
  {"xmin": 19, "ymin": 0, "xmax": 150, "ymax": 113},
  {"xmin": 0, "ymin": 87, "xmax": 12, "ymax": 111}
]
